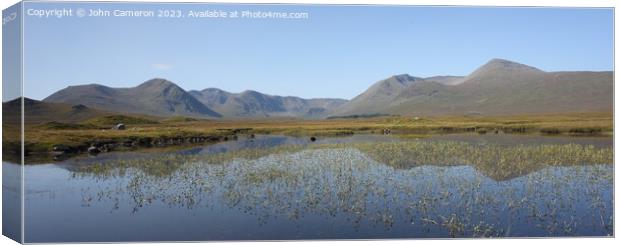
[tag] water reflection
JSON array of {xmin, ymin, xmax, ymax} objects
[{"xmin": 19, "ymin": 134, "xmax": 614, "ymax": 241}]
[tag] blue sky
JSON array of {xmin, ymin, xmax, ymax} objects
[{"xmin": 21, "ymin": 2, "xmax": 613, "ymax": 100}]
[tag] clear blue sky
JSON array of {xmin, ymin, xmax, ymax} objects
[{"xmin": 21, "ymin": 2, "xmax": 613, "ymax": 100}]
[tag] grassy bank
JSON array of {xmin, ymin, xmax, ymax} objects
[{"xmin": 2, "ymin": 112, "xmax": 612, "ymax": 162}]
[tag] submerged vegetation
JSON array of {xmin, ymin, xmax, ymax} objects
[
  {"xmin": 356, "ymin": 141, "xmax": 612, "ymax": 180},
  {"xmin": 66, "ymin": 138, "xmax": 613, "ymax": 238},
  {"xmin": 71, "ymin": 139, "xmax": 612, "ymax": 181}
]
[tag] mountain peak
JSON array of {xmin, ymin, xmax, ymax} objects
[
  {"xmin": 45, "ymin": 78, "xmax": 221, "ymax": 118},
  {"xmin": 488, "ymin": 58, "xmax": 515, "ymax": 63},
  {"xmin": 481, "ymin": 58, "xmax": 542, "ymax": 72},
  {"xmin": 465, "ymin": 58, "xmax": 543, "ymax": 81},
  {"xmin": 66, "ymin": 83, "xmax": 114, "ymax": 92},
  {"xmin": 4, "ymin": 97, "xmax": 39, "ymax": 106},
  {"xmin": 370, "ymin": 74, "xmax": 421, "ymax": 91},
  {"xmin": 137, "ymin": 78, "xmax": 178, "ymax": 89},
  {"xmin": 68, "ymin": 83, "xmax": 104, "ymax": 88},
  {"xmin": 240, "ymin": 90, "xmax": 263, "ymax": 96},
  {"xmin": 136, "ymin": 78, "xmax": 190, "ymax": 98},
  {"xmin": 202, "ymin": 88, "xmax": 226, "ymax": 93},
  {"xmin": 391, "ymin": 74, "xmax": 423, "ymax": 84}
]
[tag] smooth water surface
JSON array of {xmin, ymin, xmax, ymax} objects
[{"xmin": 12, "ymin": 134, "xmax": 613, "ymax": 242}]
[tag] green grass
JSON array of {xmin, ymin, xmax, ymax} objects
[
  {"xmin": 84, "ymin": 115, "xmax": 160, "ymax": 126},
  {"xmin": 35, "ymin": 121, "xmax": 99, "ymax": 130},
  {"xmin": 3, "ymin": 112, "xmax": 612, "ymax": 161}
]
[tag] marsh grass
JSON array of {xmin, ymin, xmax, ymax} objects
[
  {"xmin": 355, "ymin": 141, "xmax": 612, "ymax": 180},
  {"xmin": 4, "ymin": 112, "xmax": 611, "ymax": 161},
  {"xmin": 35, "ymin": 121, "xmax": 100, "ymax": 130},
  {"xmin": 71, "ymin": 140, "xmax": 612, "ymax": 181},
  {"xmin": 67, "ymin": 138, "xmax": 613, "ymax": 237},
  {"xmin": 84, "ymin": 115, "xmax": 160, "ymax": 126}
]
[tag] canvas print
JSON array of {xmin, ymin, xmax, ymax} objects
[{"xmin": 2, "ymin": 1, "xmax": 614, "ymax": 243}]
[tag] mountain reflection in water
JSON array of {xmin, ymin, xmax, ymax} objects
[{"xmin": 16, "ymin": 134, "xmax": 613, "ymax": 242}]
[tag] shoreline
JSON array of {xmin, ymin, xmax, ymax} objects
[
  {"xmin": 2, "ymin": 113, "xmax": 613, "ymax": 164},
  {"xmin": 4, "ymin": 129, "xmax": 612, "ymax": 164}
]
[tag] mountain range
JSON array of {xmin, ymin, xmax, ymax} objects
[
  {"xmin": 188, "ymin": 89, "xmax": 347, "ymax": 118},
  {"xmin": 331, "ymin": 58, "xmax": 612, "ymax": 116},
  {"xmin": 3, "ymin": 97, "xmax": 114, "ymax": 124},
  {"xmin": 44, "ymin": 79, "xmax": 221, "ymax": 118},
  {"xmin": 36, "ymin": 58, "xmax": 612, "ymax": 120}
]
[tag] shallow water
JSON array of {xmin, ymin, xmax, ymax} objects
[{"xmin": 6, "ymin": 134, "xmax": 614, "ymax": 242}]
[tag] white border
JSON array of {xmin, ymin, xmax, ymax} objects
[{"xmin": 0, "ymin": 1, "xmax": 617, "ymax": 245}]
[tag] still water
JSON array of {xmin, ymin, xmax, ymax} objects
[{"xmin": 5, "ymin": 134, "xmax": 614, "ymax": 242}]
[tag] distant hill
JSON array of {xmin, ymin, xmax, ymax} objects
[
  {"xmin": 44, "ymin": 78, "xmax": 221, "ymax": 118},
  {"xmin": 3, "ymin": 97, "xmax": 114, "ymax": 124},
  {"xmin": 38, "ymin": 59, "xmax": 613, "ymax": 119},
  {"xmin": 189, "ymin": 88, "xmax": 347, "ymax": 118},
  {"xmin": 331, "ymin": 58, "xmax": 613, "ymax": 117},
  {"xmin": 331, "ymin": 74, "xmax": 424, "ymax": 116}
]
